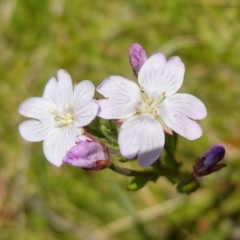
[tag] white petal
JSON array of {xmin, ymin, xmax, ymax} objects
[
  {"xmin": 19, "ymin": 120, "xmax": 55, "ymax": 142},
  {"xmin": 138, "ymin": 52, "xmax": 166, "ymax": 97},
  {"xmin": 118, "ymin": 114, "xmax": 164, "ymax": 167},
  {"xmin": 18, "ymin": 97, "xmax": 59, "ymax": 121},
  {"xmin": 161, "ymin": 93, "xmax": 207, "ymax": 120},
  {"xmin": 74, "ymin": 100, "xmax": 99, "ymax": 127},
  {"xmin": 97, "ymin": 99, "xmax": 137, "ymax": 119},
  {"xmin": 159, "ymin": 100, "xmax": 203, "ymax": 140},
  {"xmin": 138, "ymin": 54, "xmax": 185, "ymax": 98},
  {"xmin": 97, "ymin": 76, "xmax": 141, "ymax": 119},
  {"xmin": 74, "ymin": 80, "xmax": 95, "ymax": 105},
  {"xmin": 43, "ymin": 77, "xmax": 58, "ymax": 100},
  {"xmin": 50, "ymin": 69, "xmax": 74, "ymax": 107},
  {"xmin": 43, "ymin": 125, "xmax": 82, "ymax": 167},
  {"xmin": 73, "ymin": 80, "xmax": 99, "ymax": 126}
]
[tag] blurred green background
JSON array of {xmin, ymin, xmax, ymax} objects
[{"xmin": 1, "ymin": 0, "xmax": 240, "ymax": 239}]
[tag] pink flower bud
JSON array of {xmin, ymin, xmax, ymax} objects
[
  {"xmin": 129, "ymin": 43, "xmax": 147, "ymax": 77},
  {"xmin": 193, "ymin": 145, "xmax": 226, "ymax": 177},
  {"xmin": 62, "ymin": 135, "xmax": 110, "ymax": 171}
]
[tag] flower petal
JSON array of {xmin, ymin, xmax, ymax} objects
[
  {"xmin": 118, "ymin": 114, "xmax": 164, "ymax": 166},
  {"xmin": 19, "ymin": 120, "xmax": 55, "ymax": 142},
  {"xmin": 51, "ymin": 69, "xmax": 74, "ymax": 107},
  {"xmin": 18, "ymin": 97, "xmax": 59, "ymax": 121},
  {"xmin": 138, "ymin": 54, "xmax": 185, "ymax": 98},
  {"xmin": 73, "ymin": 80, "xmax": 99, "ymax": 127},
  {"xmin": 74, "ymin": 80, "xmax": 95, "ymax": 104},
  {"xmin": 161, "ymin": 93, "xmax": 207, "ymax": 120},
  {"xmin": 138, "ymin": 53, "xmax": 166, "ymax": 97},
  {"xmin": 43, "ymin": 125, "xmax": 82, "ymax": 167},
  {"xmin": 74, "ymin": 100, "xmax": 99, "ymax": 127},
  {"xmin": 97, "ymin": 76, "xmax": 141, "ymax": 119},
  {"xmin": 43, "ymin": 77, "xmax": 58, "ymax": 100},
  {"xmin": 159, "ymin": 97, "xmax": 204, "ymax": 140}
]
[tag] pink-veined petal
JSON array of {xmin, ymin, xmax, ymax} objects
[
  {"xmin": 138, "ymin": 52, "xmax": 166, "ymax": 98},
  {"xmin": 18, "ymin": 97, "xmax": 60, "ymax": 121},
  {"xmin": 97, "ymin": 76, "xmax": 141, "ymax": 119},
  {"xmin": 159, "ymin": 100, "xmax": 203, "ymax": 140},
  {"xmin": 118, "ymin": 114, "xmax": 165, "ymax": 167},
  {"xmin": 161, "ymin": 93, "xmax": 207, "ymax": 120},
  {"xmin": 50, "ymin": 69, "xmax": 74, "ymax": 107},
  {"xmin": 19, "ymin": 120, "xmax": 55, "ymax": 142},
  {"xmin": 73, "ymin": 80, "xmax": 99, "ymax": 127},
  {"xmin": 43, "ymin": 77, "xmax": 58, "ymax": 100},
  {"xmin": 43, "ymin": 125, "xmax": 82, "ymax": 167},
  {"xmin": 97, "ymin": 99, "xmax": 137, "ymax": 119},
  {"xmin": 74, "ymin": 80, "xmax": 95, "ymax": 105},
  {"xmin": 74, "ymin": 100, "xmax": 99, "ymax": 127},
  {"xmin": 138, "ymin": 54, "xmax": 185, "ymax": 98}
]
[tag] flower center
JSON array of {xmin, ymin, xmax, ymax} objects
[
  {"xmin": 136, "ymin": 89, "xmax": 165, "ymax": 116},
  {"xmin": 135, "ymin": 89, "xmax": 173, "ymax": 134},
  {"xmin": 49, "ymin": 103, "xmax": 74, "ymax": 127}
]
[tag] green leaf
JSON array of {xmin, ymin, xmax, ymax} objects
[{"xmin": 127, "ymin": 175, "xmax": 158, "ymax": 191}]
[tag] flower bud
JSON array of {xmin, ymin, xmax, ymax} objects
[
  {"xmin": 193, "ymin": 145, "xmax": 226, "ymax": 177},
  {"xmin": 62, "ymin": 135, "xmax": 110, "ymax": 171},
  {"xmin": 129, "ymin": 43, "xmax": 147, "ymax": 77}
]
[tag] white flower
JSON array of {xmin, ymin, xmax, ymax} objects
[
  {"xmin": 18, "ymin": 69, "xmax": 99, "ymax": 167},
  {"xmin": 97, "ymin": 53, "xmax": 207, "ymax": 167}
]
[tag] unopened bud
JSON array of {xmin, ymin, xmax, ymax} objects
[
  {"xmin": 193, "ymin": 145, "xmax": 226, "ymax": 177},
  {"xmin": 63, "ymin": 135, "xmax": 110, "ymax": 171},
  {"xmin": 129, "ymin": 43, "xmax": 147, "ymax": 77}
]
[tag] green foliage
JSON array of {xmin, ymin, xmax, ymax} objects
[
  {"xmin": 99, "ymin": 119, "xmax": 118, "ymax": 145},
  {"xmin": 127, "ymin": 175, "xmax": 158, "ymax": 191}
]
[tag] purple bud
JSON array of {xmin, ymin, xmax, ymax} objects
[
  {"xmin": 63, "ymin": 135, "xmax": 110, "ymax": 171},
  {"xmin": 193, "ymin": 145, "xmax": 226, "ymax": 177},
  {"xmin": 129, "ymin": 43, "xmax": 147, "ymax": 77}
]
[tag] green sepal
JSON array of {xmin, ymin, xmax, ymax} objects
[
  {"xmin": 117, "ymin": 156, "xmax": 130, "ymax": 163},
  {"xmin": 100, "ymin": 119, "xmax": 118, "ymax": 145},
  {"xmin": 127, "ymin": 175, "xmax": 158, "ymax": 191},
  {"xmin": 84, "ymin": 117, "xmax": 106, "ymax": 139}
]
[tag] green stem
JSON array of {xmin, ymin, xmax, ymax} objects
[
  {"xmin": 108, "ymin": 162, "xmax": 180, "ymax": 178},
  {"xmin": 108, "ymin": 162, "xmax": 154, "ymax": 177},
  {"xmin": 107, "ymin": 147, "xmax": 120, "ymax": 154},
  {"xmin": 176, "ymin": 172, "xmax": 196, "ymax": 192},
  {"xmin": 164, "ymin": 148, "xmax": 179, "ymax": 170},
  {"xmin": 158, "ymin": 164, "xmax": 182, "ymax": 178}
]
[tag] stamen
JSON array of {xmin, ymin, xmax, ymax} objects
[
  {"xmin": 48, "ymin": 103, "xmax": 74, "ymax": 127},
  {"xmin": 65, "ymin": 103, "xmax": 71, "ymax": 110},
  {"xmin": 146, "ymin": 97, "xmax": 154, "ymax": 105}
]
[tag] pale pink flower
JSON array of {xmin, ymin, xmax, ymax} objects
[
  {"xmin": 97, "ymin": 52, "xmax": 207, "ymax": 166},
  {"xmin": 18, "ymin": 70, "xmax": 99, "ymax": 167}
]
